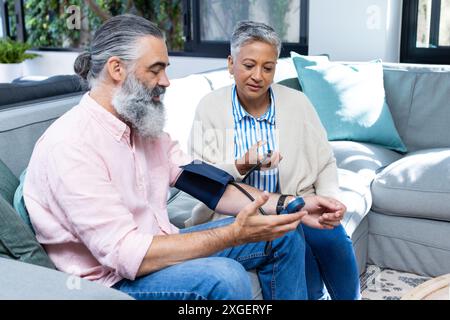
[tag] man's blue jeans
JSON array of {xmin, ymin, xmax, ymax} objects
[
  {"xmin": 113, "ymin": 217, "xmax": 307, "ymax": 300},
  {"xmin": 113, "ymin": 217, "xmax": 360, "ymax": 300}
]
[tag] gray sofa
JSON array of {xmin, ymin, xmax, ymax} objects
[{"xmin": 1, "ymin": 60, "xmax": 449, "ymax": 299}]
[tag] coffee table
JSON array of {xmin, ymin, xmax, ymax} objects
[{"xmin": 402, "ymin": 273, "xmax": 450, "ymax": 300}]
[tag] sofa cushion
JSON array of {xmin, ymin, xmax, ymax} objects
[
  {"xmin": 291, "ymin": 54, "xmax": 407, "ymax": 152},
  {"xmin": 330, "ymin": 141, "xmax": 402, "ymax": 183},
  {"xmin": 337, "ymin": 169, "xmax": 372, "ymax": 237},
  {"xmin": 0, "ymin": 257, "xmax": 133, "ymax": 299},
  {"xmin": 13, "ymin": 169, "xmax": 35, "ymax": 233},
  {"xmin": 371, "ymin": 148, "xmax": 450, "ymax": 221},
  {"xmin": 167, "ymin": 189, "xmax": 201, "ymax": 229},
  {"xmin": 163, "ymin": 74, "xmax": 213, "ymax": 154},
  {"xmin": 0, "ymin": 75, "xmax": 87, "ymax": 108},
  {"xmin": 0, "ymin": 159, "xmax": 19, "ymax": 204},
  {"xmin": 0, "ymin": 93, "xmax": 81, "ymax": 177},
  {"xmin": 383, "ymin": 64, "xmax": 450, "ymax": 152},
  {"xmin": 0, "ymin": 195, "xmax": 55, "ymax": 268}
]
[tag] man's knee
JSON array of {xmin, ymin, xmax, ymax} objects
[
  {"xmin": 201, "ymin": 258, "xmax": 252, "ymax": 300},
  {"xmin": 274, "ymin": 229, "xmax": 305, "ymax": 254}
]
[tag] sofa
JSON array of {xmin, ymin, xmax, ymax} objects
[{"xmin": 1, "ymin": 59, "xmax": 449, "ymax": 299}]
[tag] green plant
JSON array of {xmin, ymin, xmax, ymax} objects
[
  {"xmin": 22, "ymin": 0, "xmax": 184, "ymax": 51},
  {"xmin": 0, "ymin": 39, "xmax": 39, "ymax": 64}
]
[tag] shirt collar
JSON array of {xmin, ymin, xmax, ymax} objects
[
  {"xmin": 232, "ymin": 85, "xmax": 275, "ymax": 124},
  {"xmin": 80, "ymin": 92, "xmax": 131, "ymax": 142}
]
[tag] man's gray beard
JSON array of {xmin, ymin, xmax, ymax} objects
[{"xmin": 112, "ymin": 73, "xmax": 166, "ymax": 139}]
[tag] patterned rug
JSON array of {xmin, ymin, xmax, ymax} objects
[{"xmin": 360, "ymin": 265, "xmax": 431, "ymax": 300}]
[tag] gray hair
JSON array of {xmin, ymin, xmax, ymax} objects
[
  {"xmin": 74, "ymin": 14, "xmax": 163, "ymax": 88},
  {"xmin": 230, "ymin": 21, "xmax": 281, "ymax": 59}
]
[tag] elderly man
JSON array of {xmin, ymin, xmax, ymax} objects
[{"xmin": 23, "ymin": 14, "xmax": 345, "ymax": 300}]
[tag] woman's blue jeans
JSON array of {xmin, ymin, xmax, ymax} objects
[
  {"xmin": 113, "ymin": 217, "xmax": 360, "ymax": 300},
  {"xmin": 302, "ymin": 224, "xmax": 361, "ymax": 300}
]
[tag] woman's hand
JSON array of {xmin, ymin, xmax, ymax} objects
[
  {"xmin": 298, "ymin": 195, "xmax": 347, "ymax": 230},
  {"xmin": 235, "ymin": 140, "xmax": 283, "ymax": 175}
]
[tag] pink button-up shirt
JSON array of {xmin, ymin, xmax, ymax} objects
[{"xmin": 23, "ymin": 93, "xmax": 192, "ymax": 287}]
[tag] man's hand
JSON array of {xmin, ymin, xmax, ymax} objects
[
  {"xmin": 229, "ymin": 192, "xmax": 306, "ymax": 245},
  {"xmin": 299, "ymin": 195, "xmax": 347, "ymax": 230}
]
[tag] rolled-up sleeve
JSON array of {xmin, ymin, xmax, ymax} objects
[
  {"xmin": 164, "ymin": 134, "xmax": 193, "ymax": 186},
  {"xmin": 47, "ymin": 141, "xmax": 152, "ymax": 280}
]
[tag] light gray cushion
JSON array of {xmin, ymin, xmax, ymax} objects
[
  {"xmin": 0, "ymin": 257, "xmax": 133, "ymax": 300},
  {"xmin": 383, "ymin": 64, "xmax": 450, "ymax": 152},
  {"xmin": 368, "ymin": 211, "xmax": 450, "ymax": 277},
  {"xmin": 0, "ymin": 94, "xmax": 81, "ymax": 177},
  {"xmin": 372, "ymin": 148, "xmax": 450, "ymax": 221},
  {"xmin": 167, "ymin": 189, "xmax": 201, "ymax": 229},
  {"xmin": 331, "ymin": 141, "xmax": 402, "ymax": 184}
]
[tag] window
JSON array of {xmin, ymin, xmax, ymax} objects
[
  {"xmin": 1, "ymin": 0, "xmax": 17, "ymax": 40},
  {"xmin": 183, "ymin": 0, "xmax": 309, "ymax": 57},
  {"xmin": 4, "ymin": 0, "xmax": 308, "ymax": 57},
  {"xmin": 401, "ymin": 0, "xmax": 450, "ymax": 64},
  {"xmin": 6, "ymin": 0, "xmax": 185, "ymax": 51}
]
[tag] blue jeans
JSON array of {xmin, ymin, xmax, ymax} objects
[
  {"xmin": 302, "ymin": 224, "xmax": 361, "ymax": 300},
  {"xmin": 113, "ymin": 217, "xmax": 307, "ymax": 300}
]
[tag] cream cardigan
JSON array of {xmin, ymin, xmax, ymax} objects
[{"xmin": 187, "ymin": 84, "xmax": 340, "ymax": 224}]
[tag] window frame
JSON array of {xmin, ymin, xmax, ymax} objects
[
  {"xmin": 182, "ymin": 0, "xmax": 309, "ymax": 58},
  {"xmin": 1, "ymin": 0, "xmax": 11, "ymax": 39},
  {"xmin": 401, "ymin": 0, "xmax": 450, "ymax": 64}
]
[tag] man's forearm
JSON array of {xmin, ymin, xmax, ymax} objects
[
  {"xmin": 137, "ymin": 224, "xmax": 236, "ymax": 276},
  {"xmin": 215, "ymin": 182, "xmax": 284, "ymax": 216}
]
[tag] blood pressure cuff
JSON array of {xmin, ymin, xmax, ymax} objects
[{"xmin": 174, "ymin": 161, "xmax": 234, "ymax": 210}]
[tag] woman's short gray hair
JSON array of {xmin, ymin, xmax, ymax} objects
[
  {"xmin": 230, "ymin": 21, "xmax": 281, "ymax": 59},
  {"xmin": 74, "ymin": 14, "xmax": 163, "ymax": 88}
]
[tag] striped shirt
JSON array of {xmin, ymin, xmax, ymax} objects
[{"xmin": 232, "ymin": 84, "xmax": 279, "ymax": 192}]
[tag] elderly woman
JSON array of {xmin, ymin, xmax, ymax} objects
[{"xmin": 189, "ymin": 21, "xmax": 360, "ymax": 300}]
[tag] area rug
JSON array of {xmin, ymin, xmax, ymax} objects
[{"xmin": 360, "ymin": 265, "xmax": 431, "ymax": 300}]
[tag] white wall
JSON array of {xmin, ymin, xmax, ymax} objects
[
  {"xmin": 309, "ymin": 0, "xmax": 403, "ymax": 62},
  {"xmin": 165, "ymin": 56, "xmax": 226, "ymax": 79},
  {"xmin": 22, "ymin": 51, "xmax": 226, "ymax": 79}
]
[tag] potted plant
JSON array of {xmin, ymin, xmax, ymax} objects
[{"xmin": 0, "ymin": 39, "xmax": 39, "ymax": 83}]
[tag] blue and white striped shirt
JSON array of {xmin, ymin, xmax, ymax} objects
[{"xmin": 232, "ymin": 85, "xmax": 279, "ymax": 192}]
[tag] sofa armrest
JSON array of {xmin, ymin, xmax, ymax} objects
[{"xmin": 0, "ymin": 257, "xmax": 133, "ymax": 300}]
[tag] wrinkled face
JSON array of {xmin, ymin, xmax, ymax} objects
[
  {"xmin": 112, "ymin": 36, "xmax": 170, "ymax": 139},
  {"xmin": 228, "ymin": 41, "xmax": 277, "ymax": 102}
]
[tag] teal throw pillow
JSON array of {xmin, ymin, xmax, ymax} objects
[
  {"xmin": 13, "ymin": 169, "xmax": 35, "ymax": 234},
  {"xmin": 291, "ymin": 52, "xmax": 407, "ymax": 153}
]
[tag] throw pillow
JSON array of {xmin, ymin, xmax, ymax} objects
[
  {"xmin": 291, "ymin": 53, "xmax": 407, "ymax": 153},
  {"xmin": 0, "ymin": 158, "xmax": 19, "ymax": 205},
  {"xmin": 13, "ymin": 169, "xmax": 35, "ymax": 234},
  {"xmin": 0, "ymin": 195, "xmax": 55, "ymax": 269}
]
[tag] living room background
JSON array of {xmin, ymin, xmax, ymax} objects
[{"xmin": 0, "ymin": 0, "xmax": 412, "ymax": 79}]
